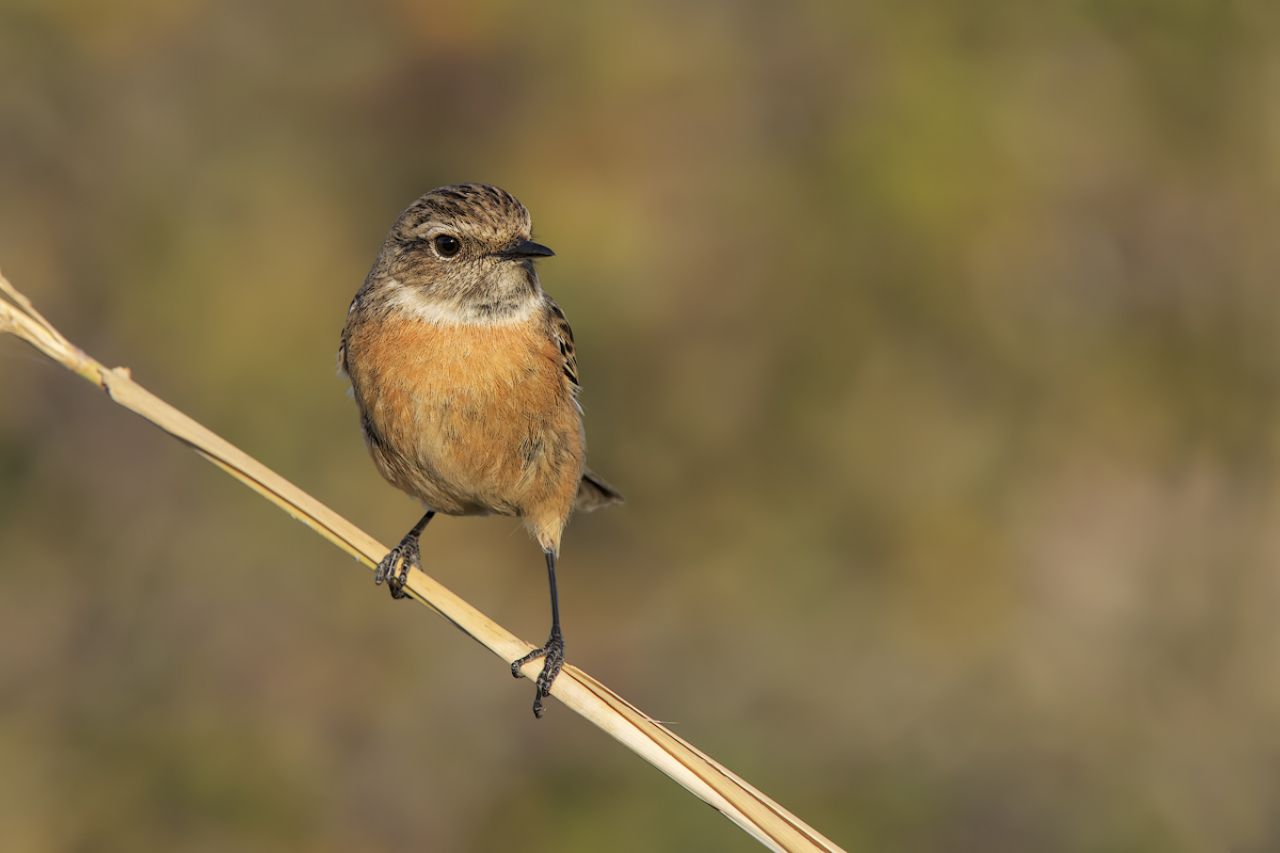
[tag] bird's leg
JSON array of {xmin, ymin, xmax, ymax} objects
[
  {"xmin": 374, "ymin": 510, "xmax": 435, "ymax": 600},
  {"xmin": 510, "ymin": 548, "xmax": 565, "ymax": 718}
]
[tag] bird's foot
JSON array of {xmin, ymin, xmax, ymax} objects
[
  {"xmin": 373, "ymin": 534, "xmax": 420, "ymax": 600},
  {"xmin": 510, "ymin": 627, "xmax": 564, "ymax": 718}
]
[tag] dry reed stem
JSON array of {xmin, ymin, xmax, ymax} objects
[{"xmin": 0, "ymin": 271, "xmax": 844, "ymax": 853}]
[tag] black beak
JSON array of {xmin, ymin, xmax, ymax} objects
[{"xmin": 500, "ymin": 239, "xmax": 555, "ymax": 259}]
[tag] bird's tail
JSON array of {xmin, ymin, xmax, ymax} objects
[{"xmin": 575, "ymin": 468, "xmax": 624, "ymax": 511}]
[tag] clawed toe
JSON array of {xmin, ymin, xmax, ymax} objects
[
  {"xmin": 511, "ymin": 629, "xmax": 564, "ymax": 718},
  {"xmin": 510, "ymin": 645, "xmax": 543, "ymax": 678},
  {"xmin": 373, "ymin": 512, "xmax": 435, "ymax": 602},
  {"xmin": 374, "ymin": 539, "xmax": 419, "ymax": 600}
]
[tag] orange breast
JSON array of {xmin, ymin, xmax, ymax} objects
[{"xmin": 344, "ymin": 313, "xmax": 585, "ymax": 526}]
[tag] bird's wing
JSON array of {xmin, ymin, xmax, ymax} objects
[
  {"xmin": 545, "ymin": 296, "xmax": 581, "ymax": 396},
  {"xmin": 337, "ymin": 294, "xmax": 359, "ymax": 378},
  {"xmin": 545, "ymin": 296, "xmax": 625, "ymax": 509}
]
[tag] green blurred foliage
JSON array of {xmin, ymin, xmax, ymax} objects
[{"xmin": 2, "ymin": 1, "xmax": 1279, "ymax": 850}]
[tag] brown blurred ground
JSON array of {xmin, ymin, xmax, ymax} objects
[{"xmin": 2, "ymin": 1, "xmax": 1280, "ymax": 851}]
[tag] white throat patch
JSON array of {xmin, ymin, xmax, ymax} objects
[{"xmin": 384, "ymin": 280, "xmax": 539, "ymax": 326}]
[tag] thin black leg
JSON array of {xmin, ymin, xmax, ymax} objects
[
  {"xmin": 546, "ymin": 548, "xmax": 561, "ymax": 636},
  {"xmin": 374, "ymin": 510, "xmax": 435, "ymax": 600},
  {"xmin": 510, "ymin": 549, "xmax": 566, "ymax": 718}
]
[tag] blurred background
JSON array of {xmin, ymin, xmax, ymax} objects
[{"xmin": 2, "ymin": 1, "xmax": 1279, "ymax": 850}]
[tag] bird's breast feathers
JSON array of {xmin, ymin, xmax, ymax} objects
[{"xmin": 343, "ymin": 299, "xmax": 584, "ymax": 516}]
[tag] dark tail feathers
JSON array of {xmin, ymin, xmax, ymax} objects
[{"xmin": 575, "ymin": 468, "xmax": 623, "ymax": 511}]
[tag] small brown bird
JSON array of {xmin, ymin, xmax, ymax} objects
[{"xmin": 339, "ymin": 183, "xmax": 621, "ymax": 717}]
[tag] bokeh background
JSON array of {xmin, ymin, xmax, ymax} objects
[{"xmin": 2, "ymin": 1, "xmax": 1279, "ymax": 850}]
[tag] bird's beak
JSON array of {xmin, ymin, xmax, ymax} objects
[{"xmin": 499, "ymin": 239, "xmax": 555, "ymax": 259}]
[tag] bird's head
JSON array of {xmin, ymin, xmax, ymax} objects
[{"xmin": 370, "ymin": 183, "xmax": 554, "ymax": 324}]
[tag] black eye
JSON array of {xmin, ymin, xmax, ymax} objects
[{"xmin": 433, "ymin": 234, "xmax": 461, "ymax": 258}]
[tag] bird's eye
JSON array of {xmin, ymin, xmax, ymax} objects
[{"xmin": 432, "ymin": 234, "xmax": 461, "ymax": 258}]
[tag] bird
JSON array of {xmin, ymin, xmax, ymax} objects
[{"xmin": 339, "ymin": 183, "xmax": 622, "ymax": 717}]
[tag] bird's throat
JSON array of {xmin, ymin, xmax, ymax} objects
[{"xmin": 383, "ymin": 281, "xmax": 540, "ymax": 326}]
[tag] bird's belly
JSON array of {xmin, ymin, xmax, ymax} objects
[{"xmin": 346, "ymin": 316, "xmax": 583, "ymax": 517}]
